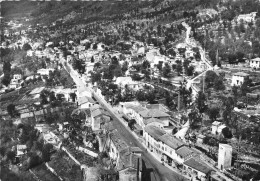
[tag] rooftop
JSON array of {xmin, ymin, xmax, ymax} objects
[
  {"xmin": 91, "ymin": 109, "xmax": 110, "ymax": 118},
  {"xmin": 160, "ymin": 134, "xmax": 184, "ymax": 150},
  {"xmin": 176, "ymin": 146, "xmax": 194, "ymax": 158},
  {"xmin": 233, "ymin": 72, "xmax": 249, "ymax": 77},
  {"xmin": 144, "ymin": 125, "xmax": 166, "ymax": 141},
  {"xmin": 78, "ymin": 96, "xmax": 95, "ymax": 105},
  {"xmin": 251, "ymin": 57, "xmax": 260, "ymax": 62},
  {"xmin": 139, "ymin": 109, "xmax": 170, "ymax": 118},
  {"xmin": 110, "ymin": 129, "xmax": 129, "ymax": 152},
  {"xmin": 29, "ymin": 87, "xmax": 45, "ymax": 95},
  {"xmin": 143, "ymin": 117, "xmax": 163, "ymax": 125},
  {"xmin": 183, "ymin": 158, "xmax": 213, "ymax": 174}
]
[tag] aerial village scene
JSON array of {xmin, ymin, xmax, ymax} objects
[{"xmin": 0, "ymin": 0, "xmax": 260, "ymax": 181}]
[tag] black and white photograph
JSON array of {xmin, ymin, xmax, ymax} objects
[{"xmin": 1, "ymin": 0, "xmax": 260, "ymax": 181}]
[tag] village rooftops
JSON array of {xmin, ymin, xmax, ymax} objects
[
  {"xmin": 139, "ymin": 109, "xmax": 170, "ymax": 119},
  {"xmin": 91, "ymin": 109, "xmax": 110, "ymax": 118},
  {"xmin": 90, "ymin": 104, "xmax": 104, "ymax": 112},
  {"xmin": 251, "ymin": 57, "xmax": 260, "ymax": 61},
  {"xmin": 120, "ymin": 101, "xmax": 141, "ymax": 109},
  {"xmin": 115, "ymin": 77, "xmax": 133, "ymax": 85},
  {"xmin": 160, "ymin": 134, "xmax": 184, "ymax": 150},
  {"xmin": 143, "ymin": 117, "xmax": 163, "ymax": 125},
  {"xmin": 176, "ymin": 146, "xmax": 195, "ymax": 158},
  {"xmin": 145, "ymin": 104, "xmax": 169, "ymax": 113},
  {"xmin": 117, "ymin": 150, "xmax": 142, "ymax": 171},
  {"xmin": 144, "ymin": 125, "xmax": 166, "ymax": 141},
  {"xmin": 212, "ymin": 121, "xmax": 222, "ymax": 126},
  {"xmin": 110, "ymin": 129, "xmax": 129, "ymax": 152},
  {"xmin": 130, "ymin": 105, "xmax": 147, "ymax": 113},
  {"xmin": 233, "ymin": 72, "xmax": 249, "ymax": 77},
  {"xmin": 183, "ymin": 157, "xmax": 213, "ymax": 174},
  {"xmin": 78, "ymin": 96, "xmax": 95, "ymax": 105}
]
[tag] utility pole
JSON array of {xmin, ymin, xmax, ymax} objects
[{"xmin": 203, "ymin": 73, "xmax": 205, "ymax": 93}]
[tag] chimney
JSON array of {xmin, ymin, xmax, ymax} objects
[{"xmin": 130, "ymin": 152, "xmax": 133, "ymax": 167}]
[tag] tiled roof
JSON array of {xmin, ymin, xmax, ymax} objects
[
  {"xmin": 117, "ymin": 147, "xmax": 142, "ymax": 171},
  {"xmin": 139, "ymin": 109, "xmax": 170, "ymax": 118},
  {"xmin": 110, "ymin": 129, "xmax": 129, "ymax": 152},
  {"xmin": 144, "ymin": 125, "xmax": 166, "ymax": 141},
  {"xmin": 91, "ymin": 109, "xmax": 110, "ymax": 118},
  {"xmin": 160, "ymin": 134, "xmax": 184, "ymax": 150},
  {"xmin": 78, "ymin": 96, "xmax": 95, "ymax": 105},
  {"xmin": 233, "ymin": 72, "xmax": 249, "ymax": 77},
  {"xmin": 143, "ymin": 117, "xmax": 163, "ymax": 125},
  {"xmin": 130, "ymin": 105, "xmax": 147, "ymax": 113},
  {"xmin": 183, "ymin": 158, "xmax": 213, "ymax": 174},
  {"xmin": 176, "ymin": 146, "xmax": 194, "ymax": 158}
]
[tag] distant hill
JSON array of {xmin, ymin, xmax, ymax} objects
[{"xmin": 1, "ymin": 1, "xmax": 157, "ymax": 23}]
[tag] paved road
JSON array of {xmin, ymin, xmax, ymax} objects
[{"xmin": 63, "ymin": 61, "xmax": 188, "ymax": 181}]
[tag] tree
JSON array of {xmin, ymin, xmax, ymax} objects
[
  {"xmin": 214, "ymin": 77, "xmax": 225, "ymax": 91},
  {"xmin": 162, "ymin": 63, "xmax": 171, "ymax": 78},
  {"xmin": 207, "ymin": 107, "xmax": 220, "ymax": 121},
  {"xmin": 136, "ymin": 90, "xmax": 147, "ymax": 101},
  {"xmin": 22, "ymin": 43, "xmax": 32, "ymax": 51},
  {"xmin": 156, "ymin": 62, "xmax": 163, "ymax": 72},
  {"xmin": 49, "ymin": 91, "xmax": 56, "ymax": 102},
  {"xmin": 121, "ymin": 61, "xmax": 128, "ymax": 73},
  {"xmin": 70, "ymin": 92, "xmax": 77, "ymax": 102},
  {"xmin": 188, "ymin": 110, "xmax": 202, "ymax": 129},
  {"xmin": 3, "ymin": 61, "xmax": 11, "ymax": 74},
  {"xmin": 7, "ymin": 104, "xmax": 17, "ymax": 117},
  {"xmin": 2, "ymin": 73, "xmax": 11, "ymax": 87},
  {"xmin": 195, "ymin": 91, "xmax": 207, "ymax": 114},
  {"xmin": 205, "ymin": 70, "xmax": 218, "ymax": 88},
  {"xmin": 6, "ymin": 150, "xmax": 16, "ymax": 162},
  {"xmin": 128, "ymin": 119, "xmax": 136, "ymax": 130},
  {"xmin": 42, "ymin": 143, "xmax": 53, "ymax": 162},
  {"xmin": 240, "ymin": 77, "xmax": 251, "ymax": 96}
]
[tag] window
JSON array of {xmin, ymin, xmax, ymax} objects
[
  {"xmin": 162, "ymin": 147, "xmax": 164, "ymax": 151},
  {"xmin": 165, "ymin": 147, "xmax": 167, "ymax": 152},
  {"xmin": 170, "ymin": 150, "xmax": 172, "ymax": 154}
]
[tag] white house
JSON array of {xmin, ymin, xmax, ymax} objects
[
  {"xmin": 250, "ymin": 57, "xmax": 260, "ymax": 69},
  {"xmin": 37, "ymin": 68, "xmax": 54, "ymax": 76},
  {"xmin": 237, "ymin": 12, "xmax": 257, "ymax": 23},
  {"xmin": 13, "ymin": 74, "xmax": 22, "ymax": 80},
  {"xmin": 16, "ymin": 145, "xmax": 27, "ymax": 156},
  {"xmin": 231, "ymin": 72, "xmax": 249, "ymax": 86},
  {"xmin": 115, "ymin": 77, "xmax": 143, "ymax": 91}
]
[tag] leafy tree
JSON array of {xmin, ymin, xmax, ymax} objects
[
  {"xmin": 3, "ymin": 61, "xmax": 11, "ymax": 74},
  {"xmin": 70, "ymin": 92, "xmax": 77, "ymax": 102},
  {"xmin": 156, "ymin": 62, "xmax": 163, "ymax": 72},
  {"xmin": 205, "ymin": 70, "xmax": 218, "ymax": 88},
  {"xmin": 240, "ymin": 77, "xmax": 251, "ymax": 96},
  {"xmin": 142, "ymin": 60, "xmax": 150, "ymax": 70},
  {"xmin": 7, "ymin": 104, "xmax": 17, "ymax": 117},
  {"xmin": 162, "ymin": 63, "xmax": 171, "ymax": 78},
  {"xmin": 91, "ymin": 71, "xmax": 102, "ymax": 84},
  {"xmin": 195, "ymin": 91, "xmax": 207, "ymax": 114},
  {"xmin": 207, "ymin": 107, "xmax": 220, "ymax": 121},
  {"xmin": 22, "ymin": 43, "xmax": 32, "ymax": 51},
  {"xmin": 2, "ymin": 73, "xmax": 11, "ymax": 87},
  {"xmin": 49, "ymin": 91, "xmax": 56, "ymax": 102},
  {"xmin": 6, "ymin": 150, "xmax": 16, "ymax": 162},
  {"xmin": 128, "ymin": 119, "xmax": 136, "ymax": 130},
  {"xmin": 222, "ymin": 127, "xmax": 232, "ymax": 139},
  {"xmin": 188, "ymin": 110, "xmax": 202, "ymax": 129},
  {"xmin": 214, "ymin": 77, "xmax": 225, "ymax": 91},
  {"xmin": 121, "ymin": 61, "xmax": 128, "ymax": 73},
  {"xmin": 136, "ymin": 90, "xmax": 147, "ymax": 101}
]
